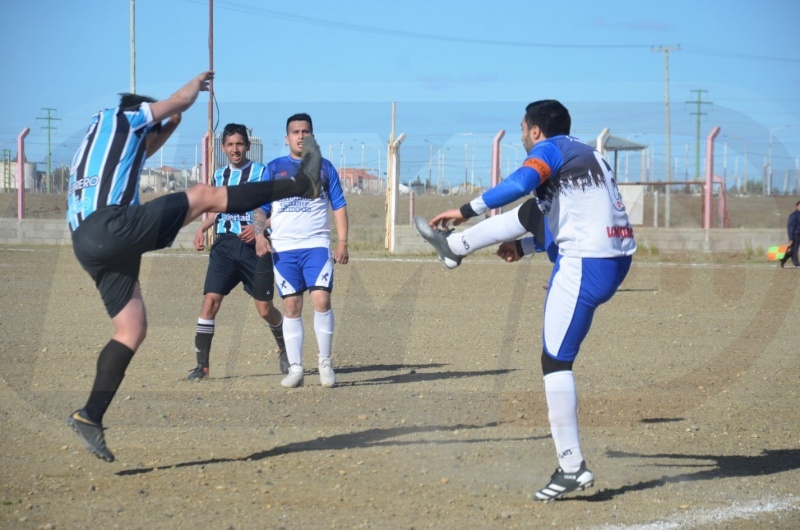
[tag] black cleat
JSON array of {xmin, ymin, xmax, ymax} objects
[
  {"xmin": 67, "ymin": 409, "xmax": 115, "ymax": 462},
  {"xmin": 297, "ymin": 135, "xmax": 322, "ymax": 199},
  {"xmin": 187, "ymin": 364, "xmax": 209, "ymax": 381},
  {"xmin": 533, "ymin": 461, "xmax": 595, "ymax": 501},
  {"xmin": 278, "ymin": 348, "xmax": 290, "ymax": 375},
  {"xmin": 413, "ymin": 215, "xmax": 462, "ymax": 269}
]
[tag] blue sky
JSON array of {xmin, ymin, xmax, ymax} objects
[{"xmin": 1, "ymin": 0, "xmax": 799, "ymax": 189}]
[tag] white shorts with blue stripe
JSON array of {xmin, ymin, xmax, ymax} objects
[{"xmin": 542, "ymin": 254, "xmax": 632, "ymax": 362}]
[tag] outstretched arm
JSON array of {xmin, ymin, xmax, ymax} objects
[
  {"xmin": 149, "ymin": 71, "xmax": 214, "ymax": 123},
  {"xmin": 146, "ymin": 113, "xmax": 181, "ymax": 157}
]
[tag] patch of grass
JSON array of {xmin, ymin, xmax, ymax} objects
[
  {"xmin": 639, "ymin": 240, "xmax": 660, "ymax": 256},
  {"xmin": 743, "ymin": 242, "xmax": 766, "ymax": 261}
]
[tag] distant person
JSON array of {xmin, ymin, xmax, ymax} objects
[
  {"xmin": 65, "ymin": 70, "xmax": 322, "ymax": 463},
  {"xmin": 782, "ymin": 200, "xmax": 800, "ymax": 268},
  {"xmin": 416, "ymin": 100, "xmax": 636, "ymax": 502},
  {"xmin": 253, "ymin": 113, "xmax": 349, "ymax": 389},
  {"xmin": 187, "ymin": 123, "xmax": 288, "ymax": 382}
]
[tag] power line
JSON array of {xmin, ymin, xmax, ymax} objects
[
  {"xmin": 191, "ymin": 1, "xmax": 652, "ymax": 49},
  {"xmin": 187, "ymin": 1, "xmax": 800, "ymax": 61}
]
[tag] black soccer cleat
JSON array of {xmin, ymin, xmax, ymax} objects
[
  {"xmin": 413, "ymin": 215, "xmax": 462, "ymax": 269},
  {"xmin": 67, "ymin": 409, "xmax": 115, "ymax": 462},
  {"xmin": 298, "ymin": 135, "xmax": 322, "ymax": 200},
  {"xmin": 533, "ymin": 461, "xmax": 595, "ymax": 502},
  {"xmin": 187, "ymin": 364, "xmax": 209, "ymax": 381},
  {"xmin": 278, "ymin": 348, "xmax": 290, "ymax": 375}
]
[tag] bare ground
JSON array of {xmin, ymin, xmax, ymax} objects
[{"xmin": 0, "ymin": 191, "xmax": 799, "ymax": 528}]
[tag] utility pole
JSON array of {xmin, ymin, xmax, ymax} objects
[
  {"xmin": 653, "ymin": 45, "xmax": 680, "ymax": 228},
  {"xmin": 130, "ymin": 0, "xmax": 136, "ymax": 93},
  {"xmin": 36, "ymin": 108, "xmax": 61, "ymax": 193},
  {"xmin": 686, "ymin": 89, "xmax": 711, "ymax": 184}
]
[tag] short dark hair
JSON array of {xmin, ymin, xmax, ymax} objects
[
  {"xmin": 118, "ymin": 93, "xmax": 157, "ymax": 108},
  {"xmin": 524, "ymin": 100, "xmax": 571, "ymax": 137},
  {"xmin": 221, "ymin": 123, "xmax": 250, "ymax": 144},
  {"xmin": 286, "ymin": 113, "xmax": 313, "ymax": 133},
  {"xmin": 796, "ymin": 200, "xmax": 800, "ymax": 207}
]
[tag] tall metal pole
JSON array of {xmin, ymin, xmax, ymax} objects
[
  {"xmin": 464, "ymin": 143, "xmax": 468, "ymax": 189},
  {"xmin": 207, "ymin": 0, "xmax": 214, "ymax": 183},
  {"xmin": 687, "ymin": 89, "xmax": 711, "ymax": 182},
  {"xmin": 36, "ymin": 108, "xmax": 60, "ymax": 193},
  {"xmin": 428, "ymin": 144, "xmax": 433, "ymax": 191},
  {"xmin": 204, "ymin": 0, "xmax": 214, "ymax": 246},
  {"xmin": 768, "ymin": 125, "xmax": 790, "ymax": 197},
  {"xmin": 130, "ymin": 0, "xmax": 136, "ymax": 93},
  {"xmin": 653, "ymin": 45, "xmax": 680, "ymax": 228}
]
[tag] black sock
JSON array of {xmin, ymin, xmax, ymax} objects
[
  {"xmin": 83, "ymin": 340, "xmax": 136, "ymax": 424},
  {"xmin": 269, "ymin": 317, "xmax": 286, "ymax": 352},
  {"xmin": 195, "ymin": 319, "xmax": 215, "ymax": 367},
  {"xmin": 226, "ymin": 179, "xmax": 306, "ymax": 213}
]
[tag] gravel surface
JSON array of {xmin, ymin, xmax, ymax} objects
[{"xmin": 1, "ymin": 240, "xmax": 798, "ymax": 529}]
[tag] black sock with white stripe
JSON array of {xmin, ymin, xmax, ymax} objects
[
  {"xmin": 195, "ymin": 318, "xmax": 215, "ymax": 368},
  {"xmin": 269, "ymin": 317, "xmax": 286, "ymax": 352}
]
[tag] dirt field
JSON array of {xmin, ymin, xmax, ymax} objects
[
  {"xmin": 1, "ymin": 224, "xmax": 799, "ymax": 529},
  {"xmin": 1, "ymin": 191, "xmax": 799, "ymax": 528}
]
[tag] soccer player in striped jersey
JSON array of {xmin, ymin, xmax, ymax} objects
[
  {"xmin": 187, "ymin": 123, "xmax": 288, "ymax": 382},
  {"xmin": 252, "ymin": 113, "xmax": 349, "ymax": 389},
  {"xmin": 421, "ymin": 100, "xmax": 636, "ymax": 501},
  {"xmin": 66, "ymin": 71, "xmax": 322, "ymax": 462}
]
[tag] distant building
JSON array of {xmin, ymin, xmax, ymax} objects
[
  {"xmin": 0, "ymin": 160, "xmax": 38, "ymax": 191},
  {"xmin": 338, "ymin": 168, "xmax": 381, "ymax": 193}
]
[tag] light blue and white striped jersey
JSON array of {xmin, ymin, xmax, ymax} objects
[
  {"xmin": 211, "ymin": 161, "xmax": 266, "ymax": 236},
  {"xmin": 66, "ymin": 102, "xmax": 157, "ymax": 232}
]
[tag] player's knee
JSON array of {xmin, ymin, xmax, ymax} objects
[
  {"xmin": 186, "ymin": 183, "xmax": 218, "ymax": 213},
  {"xmin": 256, "ymin": 301, "xmax": 274, "ymax": 320},
  {"xmin": 541, "ymin": 349, "xmax": 573, "ymax": 376}
]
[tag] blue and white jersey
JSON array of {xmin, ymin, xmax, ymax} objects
[
  {"xmin": 469, "ymin": 136, "xmax": 636, "ymax": 258},
  {"xmin": 66, "ymin": 102, "xmax": 158, "ymax": 232},
  {"xmin": 260, "ymin": 155, "xmax": 346, "ymax": 252},
  {"xmin": 212, "ymin": 161, "xmax": 265, "ymax": 236}
]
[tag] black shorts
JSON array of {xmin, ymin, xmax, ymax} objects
[
  {"xmin": 71, "ymin": 193, "xmax": 190, "ymax": 318},
  {"xmin": 203, "ymin": 235, "xmax": 275, "ymax": 302}
]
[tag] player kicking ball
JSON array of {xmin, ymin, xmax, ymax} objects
[
  {"xmin": 414, "ymin": 197, "xmax": 551, "ymax": 268},
  {"xmin": 417, "ymin": 100, "xmax": 636, "ymax": 501},
  {"xmin": 65, "ymin": 71, "xmax": 322, "ymax": 462}
]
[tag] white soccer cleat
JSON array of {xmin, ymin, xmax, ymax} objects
[
  {"xmin": 281, "ymin": 365, "xmax": 304, "ymax": 388},
  {"xmin": 319, "ymin": 357, "xmax": 336, "ymax": 388}
]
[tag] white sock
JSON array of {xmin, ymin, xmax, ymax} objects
[
  {"xmin": 544, "ymin": 370, "xmax": 584, "ymax": 473},
  {"xmin": 314, "ymin": 309, "xmax": 334, "ymax": 361},
  {"xmin": 447, "ymin": 205, "xmax": 527, "ymax": 256},
  {"xmin": 282, "ymin": 316, "xmax": 304, "ymax": 366}
]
